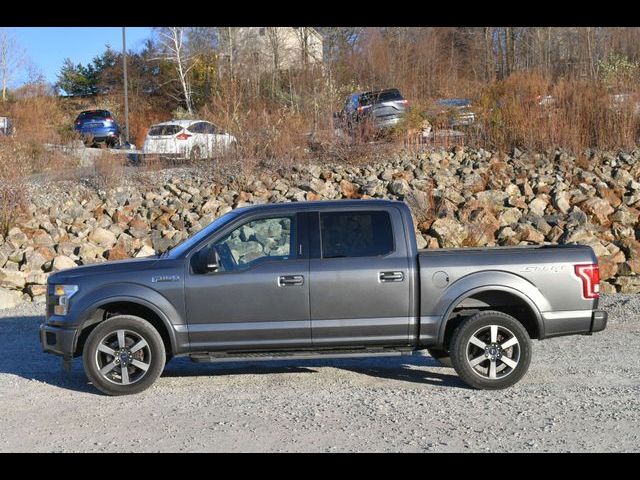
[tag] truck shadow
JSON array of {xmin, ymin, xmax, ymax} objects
[
  {"xmin": 0, "ymin": 312, "xmax": 99, "ymax": 395},
  {"xmin": 163, "ymin": 356, "xmax": 470, "ymax": 389},
  {"xmin": 2, "ymin": 313, "xmax": 467, "ymax": 394}
]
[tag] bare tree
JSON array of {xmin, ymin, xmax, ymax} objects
[
  {"xmin": 153, "ymin": 27, "xmax": 196, "ymax": 115},
  {"xmin": 265, "ymin": 27, "xmax": 287, "ymax": 71},
  {"xmin": 217, "ymin": 27, "xmax": 243, "ymax": 81},
  {"xmin": 0, "ymin": 29, "xmax": 26, "ymax": 102}
]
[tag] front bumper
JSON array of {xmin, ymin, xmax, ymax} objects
[{"xmin": 39, "ymin": 323, "xmax": 78, "ymax": 358}]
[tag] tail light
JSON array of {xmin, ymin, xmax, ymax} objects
[
  {"xmin": 105, "ymin": 117, "xmax": 114, "ymax": 122},
  {"xmin": 176, "ymin": 132, "xmax": 191, "ymax": 140},
  {"xmin": 574, "ymin": 264, "xmax": 600, "ymax": 299},
  {"xmin": 401, "ymin": 99, "xmax": 409, "ymax": 105}
]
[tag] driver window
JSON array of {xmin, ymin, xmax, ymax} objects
[{"xmin": 213, "ymin": 216, "xmax": 294, "ymax": 271}]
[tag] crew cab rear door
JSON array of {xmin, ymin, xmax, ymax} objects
[{"xmin": 308, "ymin": 207, "xmax": 412, "ymax": 346}]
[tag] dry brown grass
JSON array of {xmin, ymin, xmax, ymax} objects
[
  {"xmin": 468, "ymin": 72, "xmax": 640, "ymax": 153},
  {"xmin": 87, "ymin": 151, "xmax": 127, "ymax": 191}
]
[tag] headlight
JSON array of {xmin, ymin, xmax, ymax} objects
[{"xmin": 52, "ymin": 285, "xmax": 79, "ymax": 315}]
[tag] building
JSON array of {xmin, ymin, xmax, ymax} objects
[{"xmin": 221, "ymin": 27, "xmax": 323, "ymax": 73}]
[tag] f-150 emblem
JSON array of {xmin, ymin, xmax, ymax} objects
[{"xmin": 151, "ymin": 274, "xmax": 181, "ymax": 283}]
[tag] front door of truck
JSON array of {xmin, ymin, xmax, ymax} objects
[
  {"xmin": 185, "ymin": 212, "xmax": 311, "ymax": 351},
  {"xmin": 308, "ymin": 208, "xmax": 412, "ymax": 347}
]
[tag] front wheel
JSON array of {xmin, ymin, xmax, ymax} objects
[
  {"xmin": 83, "ymin": 315, "xmax": 166, "ymax": 396},
  {"xmin": 450, "ymin": 311, "xmax": 532, "ymax": 390}
]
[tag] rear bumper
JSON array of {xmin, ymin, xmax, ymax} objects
[
  {"xmin": 75, "ymin": 128, "xmax": 120, "ymax": 139},
  {"xmin": 542, "ymin": 309, "xmax": 607, "ymax": 338},
  {"xmin": 39, "ymin": 323, "xmax": 78, "ymax": 358},
  {"xmin": 373, "ymin": 116, "xmax": 403, "ymax": 129},
  {"xmin": 590, "ymin": 310, "xmax": 607, "ymax": 333}
]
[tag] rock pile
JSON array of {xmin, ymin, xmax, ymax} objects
[{"xmin": 1, "ymin": 146, "xmax": 639, "ymax": 307}]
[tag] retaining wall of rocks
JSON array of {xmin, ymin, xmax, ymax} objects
[{"xmin": 1, "ymin": 147, "xmax": 639, "ymax": 307}]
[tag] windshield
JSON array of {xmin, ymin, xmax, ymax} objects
[{"xmin": 162, "ymin": 210, "xmax": 241, "ymax": 259}]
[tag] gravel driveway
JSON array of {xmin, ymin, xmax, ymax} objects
[{"xmin": 1, "ymin": 294, "xmax": 638, "ymax": 452}]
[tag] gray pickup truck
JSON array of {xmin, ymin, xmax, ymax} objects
[{"xmin": 40, "ymin": 199, "xmax": 607, "ymax": 395}]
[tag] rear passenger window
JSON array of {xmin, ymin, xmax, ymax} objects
[{"xmin": 320, "ymin": 211, "xmax": 394, "ymax": 258}]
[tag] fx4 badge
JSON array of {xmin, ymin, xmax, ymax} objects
[{"xmin": 151, "ymin": 274, "xmax": 181, "ymax": 283}]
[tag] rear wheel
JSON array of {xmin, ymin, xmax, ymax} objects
[
  {"xmin": 83, "ymin": 315, "xmax": 166, "ymax": 396},
  {"xmin": 450, "ymin": 311, "xmax": 532, "ymax": 390}
]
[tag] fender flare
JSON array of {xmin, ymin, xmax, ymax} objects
[
  {"xmin": 73, "ymin": 283, "xmax": 182, "ymax": 354},
  {"xmin": 435, "ymin": 271, "xmax": 548, "ymax": 346}
]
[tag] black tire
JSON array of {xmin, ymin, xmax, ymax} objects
[
  {"xmin": 450, "ymin": 310, "xmax": 532, "ymax": 390},
  {"xmin": 427, "ymin": 347, "xmax": 453, "ymax": 368},
  {"xmin": 83, "ymin": 315, "xmax": 166, "ymax": 396}
]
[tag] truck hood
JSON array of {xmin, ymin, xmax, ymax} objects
[{"xmin": 48, "ymin": 257, "xmax": 161, "ymax": 284}]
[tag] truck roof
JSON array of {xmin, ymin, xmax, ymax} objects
[{"xmin": 232, "ymin": 199, "xmax": 405, "ymax": 214}]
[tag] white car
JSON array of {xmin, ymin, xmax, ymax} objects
[{"xmin": 142, "ymin": 119, "xmax": 236, "ymax": 160}]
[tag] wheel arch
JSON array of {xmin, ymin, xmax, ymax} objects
[
  {"xmin": 74, "ymin": 296, "xmax": 178, "ymax": 358},
  {"xmin": 437, "ymin": 285, "xmax": 545, "ymax": 349}
]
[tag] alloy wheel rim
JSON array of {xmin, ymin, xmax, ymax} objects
[
  {"xmin": 95, "ymin": 329, "xmax": 152, "ymax": 386},
  {"xmin": 466, "ymin": 324, "xmax": 520, "ymax": 380}
]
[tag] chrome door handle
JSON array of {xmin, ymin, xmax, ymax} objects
[
  {"xmin": 379, "ymin": 271, "xmax": 404, "ymax": 283},
  {"xmin": 277, "ymin": 275, "xmax": 304, "ymax": 286}
]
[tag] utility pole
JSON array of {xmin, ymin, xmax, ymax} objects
[{"xmin": 122, "ymin": 27, "xmax": 129, "ymax": 145}]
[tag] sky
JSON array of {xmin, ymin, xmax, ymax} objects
[{"xmin": 7, "ymin": 27, "xmax": 154, "ymax": 87}]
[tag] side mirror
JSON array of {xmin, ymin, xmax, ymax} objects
[{"xmin": 194, "ymin": 246, "xmax": 220, "ymax": 274}]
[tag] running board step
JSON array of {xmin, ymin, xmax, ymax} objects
[{"xmin": 190, "ymin": 348, "xmax": 414, "ymax": 363}]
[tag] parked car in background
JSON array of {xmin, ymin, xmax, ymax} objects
[
  {"xmin": 142, "ymin": 120, "xmax": 236, "ymax": 160},
  {"xmin": 0, "ymin": 116, "xmax": 14, "ymax": 137},
  {"xmin": 74, "ymin": 110, "xmax": 121, "ymax": 147},
  {"xmin": 335, "ymin": 88, "xmax": 409, "ymax": 134},
  {"xmin": 431, "ymin": 98, "xmax": 476, "ymax": 127}
]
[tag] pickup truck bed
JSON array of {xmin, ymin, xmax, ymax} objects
[{"xmin": 418, "ymin": 244, "xmax": 602, "ymax": 345}]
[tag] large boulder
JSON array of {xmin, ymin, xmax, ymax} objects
[
  {"xmin": 0, "ymin": 288, "xmax": 23, "ymax": 309},
  {"xmin": 616, "ymin": 276, "xmax": 640, "ymax": 294},
  {"xmin": 528, "ymin": 197, "xmax": 548, "ymax": 216},
  {"xmin": 88, "ymin": 227, "xmax": 117, "ymax": 248},
  {"xmin": 581, "ymin": 198, "xmax": 614, "ymax": 225},
  {"xmin": 515, "ymin": 224, "xmax": 545, "ymax": 243},
  {"xmin": 52, "ymin": 255, "xmax": 77, "ymax": 272},
  {"xmin": 465, "ymin": 209, "xmax": 500, "ymax": 246},
  {"xmin": 339, "ymin": 180, "xmax": 361, "ymax": 199},
  {"xmin": 388, "ymin": 179, "xmax": 411, "ymax": 197},
  {"xmin": 429, "ymin": 218, "xmax": 468, "ymax": 248},
  {"xmin": 135, "ymin": 244, "xmax": 156, "ymax": 258},
  {"xmin": 0, "ymin": 269, "xmax": 26, "ymax": 290}
]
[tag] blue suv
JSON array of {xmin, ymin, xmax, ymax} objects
[{"xmin": 74, "ymin": 110, "xmax": 121, "ymax": 147}]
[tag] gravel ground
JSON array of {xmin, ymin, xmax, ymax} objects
[{"xmin": 0, "ymin": 294, "xmax": 638, "ymax": 452}]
